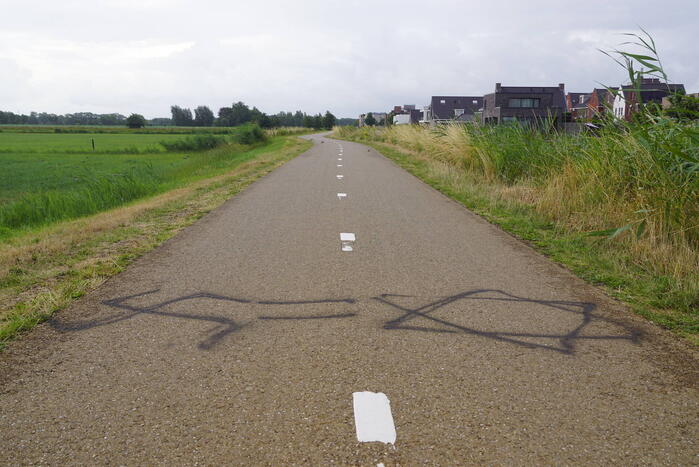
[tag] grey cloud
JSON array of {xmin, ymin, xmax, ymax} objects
[{"xmin": 1, "ymin": 0, "xmax": 696, "ymax": 118}]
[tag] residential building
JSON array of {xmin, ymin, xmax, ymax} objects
[
  {"xmin": 482, "ymin": 83, "xmax": 566, "ymax": 125},
  {"xmin": 392, "ymin": 105, "xmax": 422, "ymax": 125},
  {"xmin": 566, "ymin": 92, "xmax": 591, "ymax": 121},
  {"xmin": 612, "ymin": 78, "xmax": 686, "ymax": 120},
  {"xmin": 421, "ymin": 96, "xmax": 483, "ymax": 124},
  {"xmin": 586, "ymin": 88, "xmax": 617, "ymax": 120}
]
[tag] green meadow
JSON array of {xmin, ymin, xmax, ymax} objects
[
  {"xmin": 0, "ymin": 125, "xmax": 272, "ymax": 237},
  {"xmin": 0, "ymin": 132, "xmax": 184, "ymax": 154}
]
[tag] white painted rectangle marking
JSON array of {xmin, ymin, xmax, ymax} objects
[
  {"xmin": 341, "ymin": 243, "xmax": 353, "ymax": 252},
  {"xmin": 337, "ymin": 193, "xmax": 347, "ymax": 199},
  {"xmin": 336, "ymin": 175, "xmax": 344, "ymax": 179},
  {"xmin": 340, "ymin": 232, "xmax": 355, "ymax": 242},
  {"xmin": 353, "ymin": 392, "xmax": 396, "ymax": 444},
  {"xmin": 337, "ymin": 164, "xmax": 343, "ymax": 167}
]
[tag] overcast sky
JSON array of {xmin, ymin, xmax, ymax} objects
[{"xmin": 1, "ymin": 0, "xmax": 697, "ymax": 118}]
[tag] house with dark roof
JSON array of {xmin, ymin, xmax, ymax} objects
[
  {"xmin": 566, "ymin": 92, "xmax": 591, "ymax": 121},
  {"xmin": 421, "ymin": 96, "xmax": 483, "ymax": 124},
  {"xmin": 612, "ymin": 78, "xmax": 686, "ymax": 121},
  {"xmin": 482, "ymin": 83, "xmax": 566, "ymax": 126}
]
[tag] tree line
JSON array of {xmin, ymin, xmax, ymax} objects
[
  {"xmin": 1, "ymin": 103, "xmax": 357, "ymax": 128},
  {"xmin": 0, "ymin": 111, "xmax": 128, "ymax": 126},
  {"xmin": 172, "ymin": 102, "xmax": 338, "ymax": 129}
]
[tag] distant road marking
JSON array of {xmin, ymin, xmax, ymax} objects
[
  {"xmin": 338, "ymin": 158, "xmax": 342, "ymax": 161},
  {"xmin": 352, "ymin": 392, "xmax": 396, "ymax": 444},
  {"xmin": 340, "ymin": 232, "xmax": 355, "ymax": 252},
  {"xmin": 337, "ymin": 193, "xmax": 347, "ymax": 199},
  {"xmin": 338, "ymin": 164, "xmax": 343, "ymax": 167},
  {"xmin": 337, "ymin": 175, "xmax": 344, "ymax": 179}
]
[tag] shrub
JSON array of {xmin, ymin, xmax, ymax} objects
[
  {"xmin": 160, "ymin": 134, "xmax": 226, "ymax": 151},
  {"xmin": 234, "ymin": 124, "xmax": 266, "ymax": 145}
]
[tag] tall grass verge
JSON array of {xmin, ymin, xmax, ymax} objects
[{"xmin": 335, "ymin": 123, "xmax": 699, "ymax": 340}]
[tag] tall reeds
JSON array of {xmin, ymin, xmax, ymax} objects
[{"xmin": 335, "ymin": 120, "xmax": 698, "ymax": 313}]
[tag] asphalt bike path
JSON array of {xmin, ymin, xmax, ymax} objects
[{"xmin": 1, "ymin": 134, "xmax": 697, "ymax": 464}]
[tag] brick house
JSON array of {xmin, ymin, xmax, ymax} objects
[
  {"xmin": 482, "ymin": 83, "xmax": 566, "ymax": 125},
  {"xmin": 585, "ymin": 88, "xmax": 617, "ymax": 120}
]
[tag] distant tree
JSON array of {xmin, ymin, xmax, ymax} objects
[
  {"xmin": 364, "ymin": 112, "xmax": 376, "ymax": 126},
  {"xmin": 217, "ymin": 101, "xmax": 253, "ymax": 127},
  {"xmin": 230, "ymin": 101, "xmax": 252, "ymax": 125},
  {"xmin": 250, "ymin": 106, "xmax": 264, "ymax": 123},
  {"xmin": 171, "ymin": 105, "xmax": 194, "ymax": 126},
  {"xmin": 126, "ymin": 113, "xmax": 146, "ymax": 128},
  {"xmin": 322, "ymin": 111, "xmax": 337, "ymax": 129},
  {"xmin": 193, "ymin": 106, "xmax": 215, "ymax": 126},
  {"xmin": 293, "ymin": 110, "xmax": 305, "ymax": 126},
  {"xmin": 311, "ymin": 114, "xmax": 323, "ymax": 129},
  {"xmin": 149, "ymin": 117, "xmax": 173, "ymax": 126},
  {"xmin": 257, "ymin": 113, "xmax": 273, "ymax": 128},
  {"xmin": 303, "ymin": 115, "xmax": 314, "ymax": 128},
  {"xmin": 100, "ymin": 113, "xmax": 126, "ymax": 125}
]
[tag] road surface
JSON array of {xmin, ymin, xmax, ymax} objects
[{"xmin": 1, "ymin": 134, "xmax": 697, "ymax": 465}]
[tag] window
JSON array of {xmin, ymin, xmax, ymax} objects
[
  {"xmin": 508, "ymin": 98, "xmax": 540, "ymax": 108},
  {"xmin": 472, "ymin": 99, "xmax": 478, "ymax": 104},
  {"xmin": 454, "ymin": 109, "xmax": 464, "ymax": 117},
  {"xmin": 440, "ymin": 99, "xmax": 446, "ymax": 104}
]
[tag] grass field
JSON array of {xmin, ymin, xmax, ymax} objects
[
  {"xmin": 0, "ymin": 125, "xmax": 273, "ymax": 236},
  {"xmin": 0, "ymin": 132, "xmax": 184, "ymax": 154}
]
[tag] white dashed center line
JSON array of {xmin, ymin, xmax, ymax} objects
[
  {"xmin": 337, "ymin": 193, "xmax": 347, "ymax": 199},
  {"xmin": 336, "ymin": 175, "xmax": 344, "ymax": 179},
  {"xmin": 337, "ymin": 164, "xmax": 343, "ymax": 167},
  {"xmin": 352, "ymin": 392, "xmax": 396, "ymax": 444},
  {"xmin": 340, "ymin": 232, "xmax": 355, "ymax": 252}
]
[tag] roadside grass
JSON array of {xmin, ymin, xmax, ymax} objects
[
  {"xmin": 0, "ymin": 135, "xmax": 312, "ymax": 349},
  {"xmin": 334, "ymin": 125, "xmax": 698, "ymax": 344}
]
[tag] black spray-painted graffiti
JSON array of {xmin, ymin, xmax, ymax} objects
[{"xmin": 50, "ymin": 289, "xmax": 639, "ymax": 354}]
